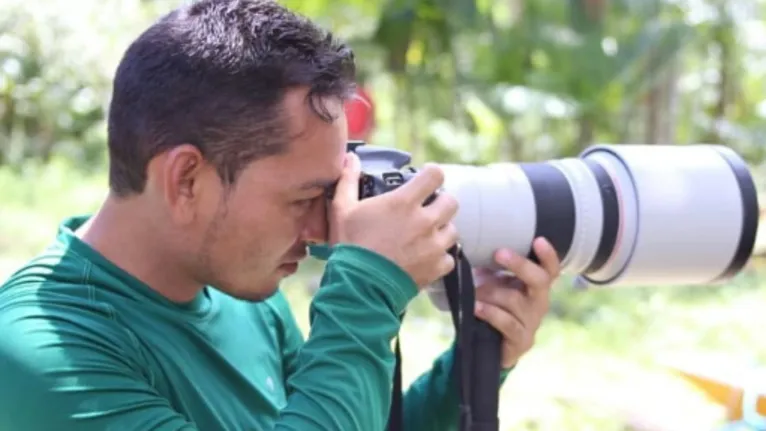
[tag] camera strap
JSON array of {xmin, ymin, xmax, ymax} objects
[{"xmin": 387, "ymin": 245, "xmax": 501, "ymax": 431}]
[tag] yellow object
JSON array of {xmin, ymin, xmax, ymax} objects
[{"xmin": 670, "ymin": 365, "xmax": 766, "ymax": 421}]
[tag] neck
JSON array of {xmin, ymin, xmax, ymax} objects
[{"xmin": 76, "ymin": 193, "xmax": 203, "ymax": 303}]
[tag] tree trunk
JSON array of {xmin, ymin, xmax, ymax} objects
[
  {"xmin": 703, "ymin": 5, "xmax": 735, "ymax": 144},
  {"xmin": 644, "ymin": 84, "xmax": 661, "ymax": 145},
  {"xmin": 659, "ymin": 56, "xmax": 679, "ymax": 145},
  {"xmin": 577, "ymin": 114, "xmax": 594, "ymax": 150}
]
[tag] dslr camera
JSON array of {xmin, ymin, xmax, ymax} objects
[{"xmin": 344, "ymin": 140, "xmax": 759, "ymax": 310}]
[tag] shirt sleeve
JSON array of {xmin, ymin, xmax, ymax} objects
[
  {"xmin": 0, "ymin": 244, "xmax": 419, "ymax": 431},
  {"xmin": 311, "ymin": 243, "xmax": 514, "ymax": 431},
  {"xmin": 401, "ymin": 344, "xmax": 513, "ymax": 431}
]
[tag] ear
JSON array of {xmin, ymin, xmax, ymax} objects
[{"xmin": 156, "ymin": 144, "xmax": 214, "ymax": 224}]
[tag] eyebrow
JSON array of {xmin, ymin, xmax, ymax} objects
[{"xmin": 298, "ymin": 178, "xmax": 339, "ymax": 191}]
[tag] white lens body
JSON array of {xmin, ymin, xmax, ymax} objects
[{"xmin": 425, "ymin": 144, "xmax": 759, "ymax": 311}]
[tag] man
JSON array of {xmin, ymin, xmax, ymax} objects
[{"xmin": 0, "ymin": 1, "xmax": 561, "ymax": 430}]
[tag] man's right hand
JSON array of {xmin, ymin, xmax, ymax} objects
[{"xmin": 329, "ymin": 151, "xmax": 460, "ymax": 288}]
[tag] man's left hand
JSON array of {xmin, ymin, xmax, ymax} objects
[{"xmin": 473, "ymin": 237, "xmax": 561, "ymax": 369}]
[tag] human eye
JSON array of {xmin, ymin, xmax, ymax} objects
[
  {"xmin": 291, "ymin": 194, "xmax": 323, "ymax": 211},
  {"xmin": 292, "ymin": 197, "xmax": 315, "ymax": 208}
]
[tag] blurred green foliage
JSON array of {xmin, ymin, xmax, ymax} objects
[
  {"xmin": 2, "ymin": 0, "xmax": 766, "ymax": 168},
  {"xmin": 2, "ymin": 0, "xmax": 766, "ymax": 429}
]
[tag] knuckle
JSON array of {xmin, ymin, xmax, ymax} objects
[
  {"xmin": 422, "ymin": 209, "xmax": 440, "ymax": 227},
  {"xmin": 506, "ymin": 316, "xmax": 522, "ymax": 336}
]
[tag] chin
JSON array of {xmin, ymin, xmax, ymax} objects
[
  {"xmin": 215, "ymin": 275, "xmax": 281, "ymax": 303},
  {"xmin": 227, "ymin": 286, "xmax": 280, "ymax": 303},
  {"xmin": 216, "ymin": 264, "xmax": 295, "ymax": 302}
]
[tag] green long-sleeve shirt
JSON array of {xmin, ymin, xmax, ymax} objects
[{"xmin": 0, "ymin": 216, "xmax": 487, "ymax": 430}]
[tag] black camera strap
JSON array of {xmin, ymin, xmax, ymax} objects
[{"xmin": 386, "ymin": 245, "xmax": 502, "ymax": 431}]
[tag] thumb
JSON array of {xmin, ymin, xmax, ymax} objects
[{"xmin": 332, "ymin": 152, "xmax": 361, "ymax": 210}]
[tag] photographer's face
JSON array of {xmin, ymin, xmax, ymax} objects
[{"xmin": 193, "ymin": 90, "xmax": 348, "ymax": 300}]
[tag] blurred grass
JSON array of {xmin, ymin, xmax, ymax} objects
[
  {"xmin": 0, "ymin": 159, "xmax": 105, "ymax": 263},
  {"xmin": 2, "ymin": 160, "xmax": 766, "ymax": 430}
]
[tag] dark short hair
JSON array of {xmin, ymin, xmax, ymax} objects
[{"xmin": 107, "ymin": 0, "xmax": 356, "ymax": 196}]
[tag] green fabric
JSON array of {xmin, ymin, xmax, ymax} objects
[
  {"xmin": 310, "ymin": 244, "xmax": 513, "ymax": 430},
  {"xmin": 0, "ymin": 216, "xmax": 510, "ymax": 431}
]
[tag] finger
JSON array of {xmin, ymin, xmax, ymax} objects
[
  {"xmin": 396, "ymin": 164, "xmax": 445, "ymax": 206},
  {"xmin": 475, "ymin": 300, "xmax": 527, "ymax": 340},
  {"xmin": 494, "ymin": 248, "xmax": 551, "ymax": 302},
  {"xmin": 483, "ymin": 271, "xmax": 522, "ymax": 288},
  {"xmin": 472, "ymin": 267, "xmax": 499, "ymax": 286},
  {"xmin": 532, "ymin": 237, "xmax": 561, "ymax": 279},
  {"xmin": 472, "ymin": 267, "xmax": 517, "ymax": 289},
  {"xmin": 435, "ymin": 252, "xmax": 456, "ymax": 279},
  {"xmin": 424, "ymin": 192, "xmax": 459, "ymax": 227},
  {"xmin": 475, "ymin": 283, "xmax": 529, "ymax": 322},
  {"xmin": 331, "ymin": 152, "xmax": 361, "ymax": 211},
  {"xmin": 435, "ymin": 222, "xmax": 460, "ymax": 251},
  {"xmin": 310, "ymin": 196, "xmax": 329, "ymax": 243},
  {"xmin": 472, "ymin": 267, "xmax": 495, "ymax": 278}
]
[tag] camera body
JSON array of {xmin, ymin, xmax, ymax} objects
[
  {"xmin": 346, "ymin": 140, "xmax": 419, "ymax": 199},
  {"xmin": 344, "ymin": 140, "xmax": 441, "ymax": 208},
  {"xmin": 340, "ymin": 141, "xmax": 453, "ymax": 310}
]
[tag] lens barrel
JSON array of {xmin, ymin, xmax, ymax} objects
[{"xmin": 425, "ymin": 144, "xmax": 759, "ymax": 310}]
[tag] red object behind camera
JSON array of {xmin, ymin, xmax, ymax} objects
[{"xmin": 345, "ymin": 86, "xmax": 375, "ymax": 140}]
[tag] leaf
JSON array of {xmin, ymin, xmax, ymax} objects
[{"xmin": 371, "ymin": 0, "xmax": 418, "ymax": 73}]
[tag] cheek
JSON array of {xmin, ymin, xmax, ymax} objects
[
  {"xmin": 235, "ymin": 203, "xmax": 278, "ymax": 239},
  {"xmin": 236, "ymin": 201, "xmax": 304, "ymax": 247}
]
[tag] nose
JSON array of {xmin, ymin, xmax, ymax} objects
[{"xmin": 300, "ymin": 197, "xmax": 328, "ymax": 245}]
